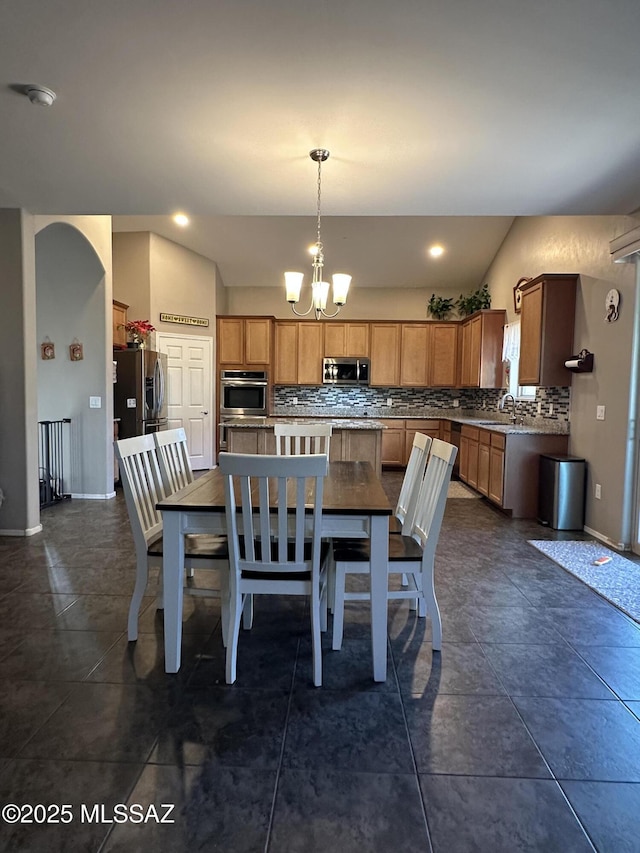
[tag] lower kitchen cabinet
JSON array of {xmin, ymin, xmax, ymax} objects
[
  {"xmin": 460, "ymin": 425, "xmax": 479, "ymax": 489},
  {"xmin": 380, "ymin": 420, "xmax": 406, "ymax": 466},
  {"xmin": 404, "ymin": 420, "xmax": 440, "ymax": 464},
  {"xmin": 458, "ymin": 425, "xmax": 569, "ymax": 518}
]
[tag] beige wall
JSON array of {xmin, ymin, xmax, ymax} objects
[
  {"xmin": 485, "ymin": 215, "xmax": 640, "ymax": 548},
  {"xmin": 112, "ymin": 232, "xmax": 151, "ymax": 320},
  {"xmin": 113, "ymin": 232, "xmax": 218, "ymax": 338},
  {"xmin": 225, "ymin": 285, "xmax": 445, "ymax": 320},
  {"xmin": 149, "ymin": 234, "xmax": 217, "ymax": 338}
]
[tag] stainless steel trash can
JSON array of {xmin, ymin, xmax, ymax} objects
[{"xmin": 538, "ymin": 454, "xmax": 586, "ymax": 530}]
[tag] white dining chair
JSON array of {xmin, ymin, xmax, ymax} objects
[
  {"xmin": 274, "ymin": 423, "xmax": 332, "ymax": 457},
  {"xmin": 154, "ymin": 428, "xmax": 193, "ymax": 494},
  {"xmin": 154, "ymin": 427, "xmax": 197, "ymax": 577},
  {"xmin": 331, "ymin": 438, "xmax": 457, "ymax": 651},
  {"xmin": 115, "ymin": 434, "xmax": 229, "ymax": 643},
  {"xmin": 391, "ymin": 432, "xmax": 433, "ymax": 535},
  {"xmin": 219, "ymin": 451, "xmax": 330, "ymax": 686}
]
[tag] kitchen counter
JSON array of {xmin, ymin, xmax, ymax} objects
[
  {"xmin": 224, "ymin": 417, "xmax": 386, "ymax": 430},
  {"xmin": 268, "ymin": 409, "xmax": 569, "ymax": 435},
  {"xmin": 224, "ymin": 418, "xmax": 384, "ymax": 474}
]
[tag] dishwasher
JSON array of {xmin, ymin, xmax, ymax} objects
[{"xmin": 450, "ymin": 422, "xmax": 461, "ymax": 477}]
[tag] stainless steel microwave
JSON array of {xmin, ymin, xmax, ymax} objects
[{"xmin": 322, "ymin": 357, "xmax": 370, "ymax": 386}]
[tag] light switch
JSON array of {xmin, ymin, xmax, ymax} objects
[
  {"xmin": 596, "ymin": 405, "xmax": 606, "ymax": 420},
  {"xmin": 127, "ymin": 398, "xmax": 136, "ymax": 408},
  {"xmin": 89, "ymin": 396, "xmax": 101, "ymax": 409}
]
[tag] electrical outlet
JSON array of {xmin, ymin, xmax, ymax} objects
[
  {"xmin": 452, "ymin": 399, "xmax": 460, "ymax": 408},
  {"xmin": 537, "ymin": 402, "xmax": 542, "ymax": 414},
  {"xmin": 126, "ymin": 398, "xmax": 136, "ymax": 408},
  {"xmin": 386, "ymin": 398, "xmax": 393, "ymax": 407},
  {"xmin": 291, "ymin": 396, "xmax": 298, "ymax": 406},
  {"xmin": 595, "ymin": 484, "xmax": 602, "ymax": 499},
  {"xmin": 548, "ymin": 403, "xmax": 553, "ymax": 416},
  {"xmin": 89, "ymin": 396, "xmax": 101, "ymax": 409},
  {"xmin": 596, "ymin": 405, "xmax": 606, "ymax": 420}
]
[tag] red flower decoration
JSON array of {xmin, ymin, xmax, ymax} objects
[{"xmin": 123, "ymin": 320, "xmax": 155, "ymax": 340}]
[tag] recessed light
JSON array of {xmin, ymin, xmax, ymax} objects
[
  {"xmin": 429, "ymin": 245, "xmax": 444, "ymax": 258},
  {"xmin": 173, "ymin": 213, "xmax": 189, "ymax": 227}
]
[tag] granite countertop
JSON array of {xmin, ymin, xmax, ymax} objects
[
  {"xmin": 267, "ymin": 408, "xmax": 569, "ymax": 435},
  {"xmin": 224, "ymin": 417, "xmax": 385, "ymax": 430}
]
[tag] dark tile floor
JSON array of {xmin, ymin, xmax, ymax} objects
[{"xmin": 0, "ymin": 479, "xmax": 639, "ymax": 851}]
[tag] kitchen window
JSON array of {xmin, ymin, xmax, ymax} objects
[{"xmin": 503, "ymin": 321, "xmax": 536, "ymax": 401}]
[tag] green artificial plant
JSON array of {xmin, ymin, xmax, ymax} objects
[
  {"xmin": 427, "ymin": 293, "xmax": 455, "ymax": 321},
  {"xmin": 456, "ymin": 282, "xmax": 491, "ymax": 317}
]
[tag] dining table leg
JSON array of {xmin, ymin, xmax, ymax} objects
[
  {"xmin": 163, "ymin": 511, "xmax": 184, "ymax": 673},
  {"xmin": 369, "ymin": 513, "xmax": 388, "ymax": 681}
]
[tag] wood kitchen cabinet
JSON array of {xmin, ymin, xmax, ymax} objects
[
  {"xmin": 477, "ymin": 430, "xmax": 491, "ymax": 496},
  {"xmin": 380, "ymin": 419, "xmax": 406, "ymax": 466},
  {"xmin": 429, "ymin": 323, "xmax": 458, "ymax": 387},
  {"xmin": 519, "ymin": 273, "xmax": 578, "ymax": 386},
  {"xmin": 459, "ymin": 310, "xmax": 506, "ymax": 388},
  {"xmin": 400, "ymin": 324, "xmax": 430, "ymax": 387},
  {"xmin": 370, "ymin": 324, "xmax": 401, "ymax": 386},
  {"xmin": 217, "ymin": 316, "xmax": 272, "ymax": 366},
  {"xmin": 112, "ymin": 300, "xmax": 128, "ymax": 347},
  {"xmin": 273, "ymin": 321, "xmax": 324, "ymax": 385},
  {"xmin": 404, "ymin": 419, "xmax": 441, "ymax": 464},
  {"xmin": 460, "ymin": 425, "xmax": 479, "ymax": 488},
  {"xmin": 323, "ymin": 322, "xmax": 370, "ymax": 357},
  {"xmin": 460, "ymin": 425, "xmax": 569, "ymax": 518}
]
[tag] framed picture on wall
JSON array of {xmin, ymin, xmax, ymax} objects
[{"xmin": 513, "ymin": 277, "xmax": 531, "ymax": 314}]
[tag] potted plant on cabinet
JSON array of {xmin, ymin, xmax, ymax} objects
[
  {"xmin": 456, "ymin": 283, "xmax": 491, "ymax": 317},
  {"xmin": 427, "ymin": 293, "xmax": 455, "ymax": 320}
]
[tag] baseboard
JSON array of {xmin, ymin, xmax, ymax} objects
[
  {"xmin": 0, "ymin": 524, "xmax": 43, "ymax": 537},
  {"xmin": 583, "ymin": 525, "xmax": 628, "ymax": 552},
  {"xmin": 70, "ymin": 492, "xmax": 116, "ymax": 500}
]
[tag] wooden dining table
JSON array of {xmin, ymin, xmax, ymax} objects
[{"xmin": 157, "ymin": 460, "xmax": 392, "ymax": 680}]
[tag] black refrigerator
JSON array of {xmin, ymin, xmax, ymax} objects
[{"xmin": 113, "ymin": 348, "xmax": 168, "ymax": 438}]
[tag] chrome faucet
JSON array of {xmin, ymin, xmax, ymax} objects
[{"xmin": 501, "ymin": 393, "xmax": 518, "ymax": 423}]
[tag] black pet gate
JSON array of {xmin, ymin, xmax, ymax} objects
[{"xmin": 38, "ymin": 419, "xmax": 71, "ymax": 508}]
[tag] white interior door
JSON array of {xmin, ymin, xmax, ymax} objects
[{"xmin": 155, "ymin": 332, "xmax": 213, "ymax": 470}]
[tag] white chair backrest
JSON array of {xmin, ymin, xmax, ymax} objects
[
  {"xmin": 114, "ymin": 434, "xmax": 167, "ymax": 552},
  {"xmin": 412, "ymin": 438, "xmax": 457, "ymax": 560},
  {"xmin": 219, "ymin": 452, "xmax": 327, "ymax": 576},
  {"xmin": 274, "ymin": 423, "xmax": 332, "ymax": 457},
  {"xmin": 395, "ymin": 432, "xmax": 432, "ymax": 534},
  {"xmin": 154, "ymin": 428, "xmax": 193, "ymax": 494}
]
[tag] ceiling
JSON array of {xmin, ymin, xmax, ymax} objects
[{"xmin": 3, "ymin": 0, "xmax": 640, "ymax": 290}]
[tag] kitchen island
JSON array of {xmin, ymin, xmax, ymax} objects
[{"xmin": 224, "ymin": 417, "xmax": 384, "ymax": 476}]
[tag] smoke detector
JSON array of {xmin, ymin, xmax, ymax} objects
[{"xmin": 25, "ymin": 85, "xmax": 56, "ymax": 106}]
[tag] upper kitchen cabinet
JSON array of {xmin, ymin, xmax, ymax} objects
[
  {"xmin": 112, "ymin": 300, "xmax": 128, "ymax": 348},
  {"xmin": 370, "ymin": 323, "xmax": 401, "ymax": 386},
  {"xmin": 323, "ymin": 322, "xmax": 370, "ymax": 357},
  {"xmin": 217, "ymin": 316, "xmax": 272, "ymax": 366},
  {"xmin": 428, "ymin": 322, "xmax": 458, "ymax": 387},
  {"xmin": 400, "ymin": 324, "xmax": 430, "ymax": 387},
  {"xmin": 274, "ymin": 321, "xmax": 324, "ymax": 385},
  {"xmin": 459, "ymin": 310, "xmax": 506, "ymax": 388},
  {"xmin": 519, "ymin": 273, "xmax": 578, "ymax": 386}
]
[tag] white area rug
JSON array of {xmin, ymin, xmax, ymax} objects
[
  {"xmin": 447, "ymin": 481, "xmax": 480, "ymax": 499},
  {"xmin": 528, "ymin": 539, "xmax": 640, "ymax": 623}
]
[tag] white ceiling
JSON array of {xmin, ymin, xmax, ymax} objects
[{"xmin": 3, "ymin": 0, "xmax": 640, "ymax": 290}]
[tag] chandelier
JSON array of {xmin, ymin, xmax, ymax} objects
[{"xmin": 285, "ymin": 149, "xmax": 351, "ymax": 320}]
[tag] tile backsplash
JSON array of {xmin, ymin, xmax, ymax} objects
[{"xmin": 273, "ymin": 385, "xmax": 571, "ymax": 424}]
